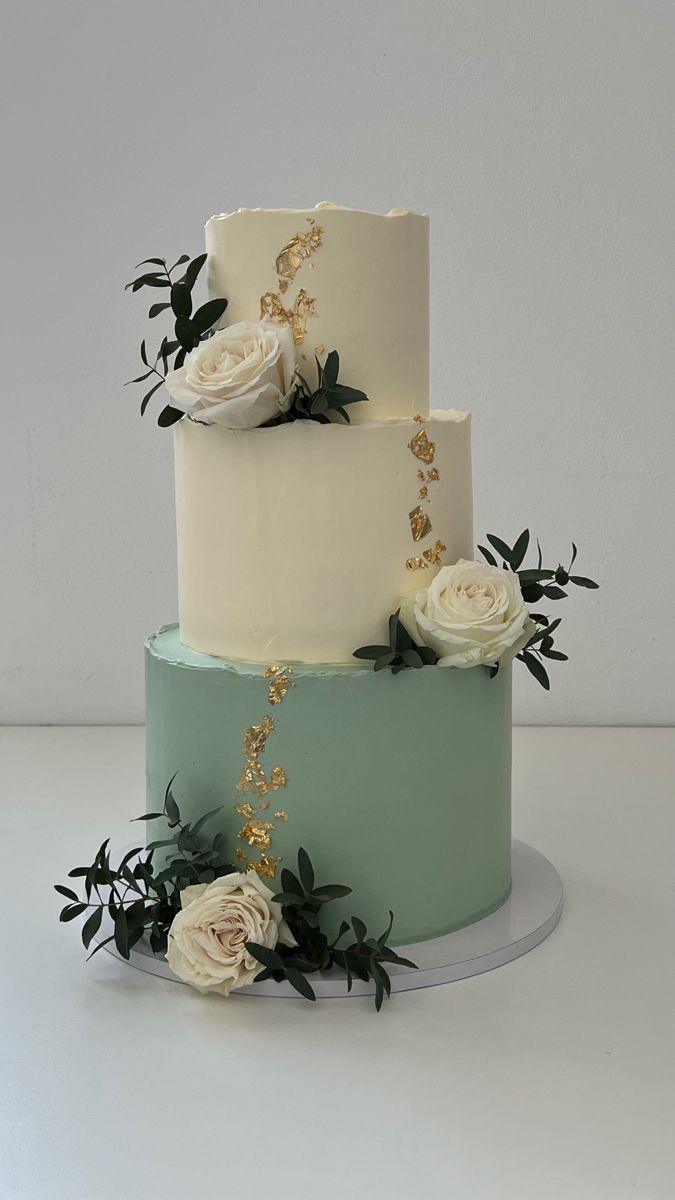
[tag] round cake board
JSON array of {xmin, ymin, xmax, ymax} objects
[{"xmin": 93, "ymin": 839, "xmax": 562, "ymax": 998}]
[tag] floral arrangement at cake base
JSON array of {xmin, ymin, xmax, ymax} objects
[{"xmin": 55, "ymin": 779, "xmax": 416, "ymax": 1012}]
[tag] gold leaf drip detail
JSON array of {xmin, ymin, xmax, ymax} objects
[
  {"xmin": 233, "ymin": 667, "xmax": 295, "ymax": 879},
  {"xmin": 406, "ymin": 556, "xmax": 429, "ymax": 572}
]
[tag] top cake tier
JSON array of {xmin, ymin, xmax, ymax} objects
[{"xmin": 205, "ymin": 203, "xmax": 429, "ymax": 421}]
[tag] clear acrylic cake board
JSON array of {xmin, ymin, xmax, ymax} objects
[{"xmin": 94, "ymin": 839, "xmax": 562, "ymax": 998}]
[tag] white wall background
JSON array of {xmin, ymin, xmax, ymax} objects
[{"xmin": 1, "ymin": 0, "xmax": 673, "ymax": 725}]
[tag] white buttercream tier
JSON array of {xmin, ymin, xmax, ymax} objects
[
  {"xmin": 205, "ymin": 204, "xmax": 428, "ymax": 421},
  {"xmin": 175, "ymin": 411, "xmax": 473, "ymax": 664}
]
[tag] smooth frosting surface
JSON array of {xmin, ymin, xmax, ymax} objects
[
  {"xmin": 205, "ymin": 203, "xmax": 428, "ymax": 420},
  {"xmin": 175, "ymin": 411, "xmax": 473, "ymax": 664},
  {"xmin": 146, "ymin": 626, "xmax": 512, "ymax": 943}
]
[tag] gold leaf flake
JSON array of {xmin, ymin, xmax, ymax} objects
[
  {"xmin": 413, "ymin": 413, "xmax": 424, "ymax": 423},
  {"xmin": 426, "ymin": 468, "xmax": 440, "ymax": 482},
  {"xmin": 406, "ymin": 556, "xmax": 429, "ymax": 571},
  {"xmin": 264, "ymin": 665, "xmax": 295, "ymax": 705},
  {"xmin": 273, "ymin": 810, "xmax": 289, "ymax": 822},
  {"xmin": 418, "ymin": 486, "xmax": 429, "ymax": 501},
  {"xmin": 314, "ymin": 343, "xmax": 325, "ymax": 356},
  {"xmin": 250, "ymin": 855, "xmax": 282, "ymax": 880},
  {"xmin": 279, "ymin": 279, "xmax": 289, "ymax": 294},
  {"xmin": 417, "ymin": 469, "xmax": 426, "ymax": 481},
  {"xmin": 235, "ymin": 758, "xmax": 267, "ymax": 794},
  {"xmin": 259, "ymin": 288, "xmax": 318, "ymax": 345},
  {"xmin": 270, "ymin": 765, "xmax": 288, "ymax": 789},
  {"xmin": 409, "ymin": 505, "xmax": 433, "ymax": 542},
  {"xmin": 422, "ymin": 539, "xmax": 448, "ymax": 566},
  {"xmin": 234, "ymin": 801, "xmax": 256, "ymax": 818},
  {"xmin": 408, "ymin": 429, "xmax": 436, "ymax": 464},
  {"xmin": 236, "ymin": 848, "xmax": 249, "ymax": 863},
  {"xmin": 239, "ymin": 819, "xmax": 275, "ymax": 850},
  {"xmin": 275, "ymin": 225, "xmax": 323, "ymax": 285},
  {"xmin": 243, "ymin": 714, "xmax": 275, "ymax": 757}
]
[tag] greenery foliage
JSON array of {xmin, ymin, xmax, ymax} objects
[
  {"xmin": 56, "ymin": 782, "xmax": 414, "ymax": 1011},
  {"xmin": 353, "ymin": 531, "xmax": 598, "ymax": 689},
  {"xmin": 478, "ymin": 530, "xmax": 599, "ymax": 690},
  {"xmin": 125, "ymin": 254, "xmax": 228, "ymax": 427},
  {"xmin": 353, "ymin": 609, "xmax": 438, "ymax": 674},
  {"xmin": 268, "ymin": 349, "xmax": 369, "ymax": 426},
  {"xmin": 248, "ymin": 847, "xmax": 416, "ymax": 1010}
]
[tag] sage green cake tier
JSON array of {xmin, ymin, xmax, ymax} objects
[{"xmin": 145, "ymin": 625, "xmax": 512, "ymax": 945}]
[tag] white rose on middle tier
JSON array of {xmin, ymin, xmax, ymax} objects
[
  {"xmin": 164, "ymin": 320, "xmax": 296, "ymax": 429},
  {"xmin": 400, "ymin": 559, "xmax": 535, "ymax": 669}
]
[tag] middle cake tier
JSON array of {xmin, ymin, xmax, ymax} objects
[{"xmin": 175, "ymin": 410, "xmax": 473, "ymax": 663}]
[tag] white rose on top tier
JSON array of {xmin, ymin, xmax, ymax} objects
[
  {"xmin": 164, "ymin": 320, "xmax": 296, "ymax": 429},
  {"xmin": 167, "ymin": 871, "xmax": 296, "ymax": 996},
  {"xmin": 401, "ymin": 559, "xmax": 535, "ymax": 669}
]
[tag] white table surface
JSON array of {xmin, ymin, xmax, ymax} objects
[{"xmin": 1, "ymin": 726, "xmax": 673, "ymax": 1200}]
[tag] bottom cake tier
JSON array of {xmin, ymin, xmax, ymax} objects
[{"xmin": 145, "ymin": 625, "xmax": 513, "ymax": 945}]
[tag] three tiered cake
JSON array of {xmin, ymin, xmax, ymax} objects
[{"xmin": 58, "ymin": 202, "xmax": 595, "ymax": 1005}]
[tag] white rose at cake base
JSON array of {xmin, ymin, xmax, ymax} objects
[
  {"xmin": 164, "ymin": 320, "xmax": 296, "ymax": 429},
  {"xmin": 401, "ymin": 560, "xmax": 535, "ymax": 668},
  {"xmin": 166, "ymin": 871, "xmax": 296, "ymax": 996}
]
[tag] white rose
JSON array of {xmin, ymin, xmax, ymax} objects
[
  {"xmin": 166, "ymin": 871, "xmax": 296, "ymax": 996},
  {"xmin": 164, "ymin": 320, "xmax": 296, "ymax": 429},
  {"xmin": 400, "ymin": 559, "xmax": 535, "ymax": 669}
]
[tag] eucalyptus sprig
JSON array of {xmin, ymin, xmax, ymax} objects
[
  {"xmin": 478, "ymin": 530, "xmax": 599, "ymax": 690},
  {"xmin": 54, "ymin": 777, "xmax": 234, "ymax": 961},
  {"xmin": 247, "ymin": 848, "xmax": 416, "ymax": 1011},
  {"xmin": 125, "ymin": 253, "xmax": 228, "ymax": 427},
  {"xmin": 56, "ymin": 793, "xmax": 414, "ymax": 1010},
  {"xmin": 353, "ymin": 609, "xmax": 438, "ymax": 674},
  {"xmin": 268, "ymin": 349, "xmax": 368, "ymax": 426}
]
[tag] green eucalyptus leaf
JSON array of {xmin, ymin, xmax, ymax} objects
[
  {"xmin": 351, "ymin": 916, "xmax": 367, "ymax": 944},
  {"xmin": 353, "ymin": 645, "xmax": 390, "ymax": 661},
  {"xmin": 164, "ymin": 778, "xmax": 180, "ymax": 825},
  {"xmin": 157, "ymin": 405, "xmax": 183, "ymax": 428},
  {"xmin": 170, "ymin": 282, "xmax": 192, "ymax": 318},
  {"xmin": 180, "ymin": 252, "xmax": 207, "ymax": 291},
  {"xmin": 114, "ymin": 909, "xmax": 130, "ymax": 959},
  {"xmin": 297, "ymin": 848, "xmax": 314, "ymax": 892},
  {"xmin": 192, "ymin": 298, "xmax": 228, "ymax": 335},
  {"xmin": 54, "ymin": 884, "xmax": 79, "ymax": 902},
  {"xmin": 322, "ymin": 350, "xmax": 339, "ymax": 389},
  {"xmin": 60, "ymin": 903, "xmax": 87, "ymax": 922},
  {"xmin": 478, "ymin": 544, "xmax": 497, "ymax": 567},
  {"xmin": 520, "ymin": 653, "xmax": 550, "ymax": 690},
  {"xmin": 174, "ymin": 314, "xmax": 196, "ymax": 352},
  {"xmin": 285, "ymin": 967, "xmax": 316, "ymax": 1002},
  {"xmin": 190, "ymin": 807, "xmax": 223, "ymax": 836},
  {"xmin": 245, "ymin": 942, "xmax": 285, "ymax": 971},
  {"xmin": 569, "ymin": 576, "xmax": 599, "ymax": 589},
  {"xmin": 311, "ymin": 884, "xmax": 352, "ymax": 901},
  {"xmin": 140, "ymin": 380, "xmax": 164, "ymax": 416},
  {"xmin": 511, "ymin": 529, "xmax": 530, "ymax": 570},
  {"xmin": 374, "ymin": 652, "xmax": 397, "ymax": 671},
  {"xmin": 486, "ymin": 533, "xmax": 513, "ymax": 565},
  {"xmin": 402, "ymin": 648, "xmax": 423, "ymax": 669},
  {"xmin": 149, "ymin": 302, "xmax": 171, "ymax": 319},
  {"xmin": 81, "ymin": 907, "xmax": 103, "ymax": 949}
]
